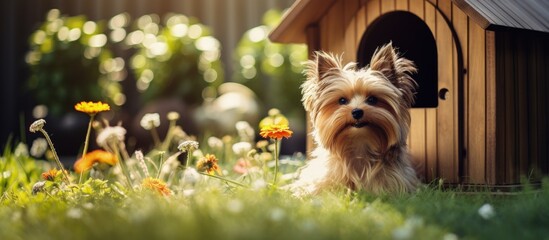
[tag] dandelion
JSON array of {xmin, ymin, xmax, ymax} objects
[
  {"xmin": 96, "ymin": 125, "xmax": 126, "ymax": 149},
  {"xmin": 478, "ymin": 203, "xmax": 495, "ymax": 220},
  {"xmin": 140, "ymin": 113, "xmax": 161, "ymax": 146},
  {"xmin": 178, "ymin": 140, "xmax": 199, "ymax": 169},
  {"xmin": 30, "ymin": 138, "xmax": 48, "ymax": 158},
  {"xmin": 232, "ymin": 142, "xmax": 252, "ymax": 156},
  {"xmin": 29, "ymin": 119, "xmax": 70, "ymax": 184},
  {"xmin": 196, "ymin": 154, "xmax": 221, "ymax": 175},
  {"xmin": 141, "ymin": 177, "xmax": 171, "ymax": 196},
  {"xmin": 260, "ymin": 123, "xmax": 293, "ymax": 185},
  {"xmin": 235, "ymin": 121, "xmax": 255, "ymax": 142},
  {"xmin": 167, "ymin": 111, "xmax": 180, "ymax": 121},
  {"xmin": 73, "ymin": 149, "xmax": 118, "ymax": 173},
  {"xmin": 207, "ymin": 136, "xmax": 223, "ymax": 149},
  {"xmin": 75, "ymin": 101, "xmax": 111, "ymax": 174},
  {"xmin": 182, "ymin": 167, "xmax": 200, "ymax": 184},
  {"xmin": 29, "ymin": 119, "xmax": 46, "ymax": 133}
]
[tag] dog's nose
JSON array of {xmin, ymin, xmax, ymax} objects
[{"xmin": 351, "ymin": 108, "xmax": 363, "ymax": 120}]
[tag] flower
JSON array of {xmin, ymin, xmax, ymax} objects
[
  {"xmin": 41, "ymin": 169, "xmax": 62, "ymax": 181},
  {"xmin": 232, "ymin": 142, "xmax": 252, "ymax": 155},
  {"xmin": 182, "ymin": 168, "xmax": 200, "ymax": 184},
  {"xmin": 140, "ymin": 113, "xmax": 161, "ymax": 130},
  {"xmin": 30, "ymin": 138, "xmax": 48, "ymax": 157},
  {"xmin": 233, "ymin": 159, "xmax": 251, "ymax": 174},
  {"xmin": 73, "ymin": 149, "xmax": 118, "ymax": 173},
  {"xmin": 178, "ymin": 140, "xmax": 199, "ymax": 152},
  {"xmin": 141, "ymin": 177, "xmax": 171, "ymax": 196},
  {"xmin": 259, "ymin": 124, "xmax": 293, "ymax": 140},
  {"xmin": 259, "ymin": 108, "xmax": 289, "ymax": 129},
  {"xmin": 478, "ymin": 203, "xmax": 495, "ymax": 220},
  {"xmin": 74, "ymin": 101, "xmax": 110, "ymax": 115},
  {"xmin": 196, "ymin": 154, "xmax": 221, "ymax": 175},
  {"xmin": 167, "ymin": 111, "xmax": 180, "ymax": 121},
  {"xmin": 29, "ymin": 119, "xmax": 46, "ymax": 133},
  {"xmin": 207, "ymin": 136, "xmax": 223, "ymax": 149},
  {"xmin": 96, "ymin": 125, "xmax": 126, "ymax": 148},
  {"xmin": 235, "ymin": 121, "xmax": 255, "ymax": 142}
]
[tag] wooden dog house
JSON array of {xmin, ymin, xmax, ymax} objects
[{"xmin": 270, "ymin": 0, "xmax": 549, "ymax": 187}]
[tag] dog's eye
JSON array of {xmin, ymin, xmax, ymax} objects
[
  {"xmin": 338, "ymin": 97, "xmax": 348, "ymax": 105},
  {"xmin": 366, "ymin": 96, "xmax": 378, "ymax": 105}
]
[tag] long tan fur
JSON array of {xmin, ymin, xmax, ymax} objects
[{"xmin": 292, "ymin": 42, "xmax": 419, "ymax": 196}]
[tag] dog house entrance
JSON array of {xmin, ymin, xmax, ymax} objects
[{"xmin": 357, "ymin": 11, "xmax": 438, "ymax": 108}]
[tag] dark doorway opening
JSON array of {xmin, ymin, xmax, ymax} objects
[{"xmin": 357, "ymin": 11, "xmax": 438, "ymax": 108}]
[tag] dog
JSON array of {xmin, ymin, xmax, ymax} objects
[{"xmin": 290, "ymin": 42, "xmax": 419, "ymax": 196}]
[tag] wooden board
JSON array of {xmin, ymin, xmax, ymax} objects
[
  {"xmin": 424, "ymin": 2, "xmax": 438, "ymax": 182},
  {"xmin": 468, "ymin": 20, "xmax": 487, "ymax": 183}
]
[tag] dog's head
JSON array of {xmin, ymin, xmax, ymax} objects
[{"xmin": 301, "ymin": 42, "xmax": 417, "ymax": 158}]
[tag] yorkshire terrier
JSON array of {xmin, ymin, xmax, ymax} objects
[{"xmin": 291, "ymin": 42, "xmax": 419, "ymax": 196}]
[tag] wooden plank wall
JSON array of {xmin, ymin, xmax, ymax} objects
[
  {"xmin": 495, "ymin": 30, "xmax": 549, "ymax": 184},
  {"xmin": 316, "ymin": 0, "xmax": 498, "ymax": 184}
]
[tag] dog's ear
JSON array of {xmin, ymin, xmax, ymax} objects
[
  {"xmin": 370, "ymin": 42, "xmax": 418, "ymax": 106},
  {"xmin": 301, "ymin": 51, "xmax": 342, "ymax": 112}
]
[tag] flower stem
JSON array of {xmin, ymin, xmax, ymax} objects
[
  {"xmin": 81, "ymin": 114, "xmax": 95, "ymax": 159},
  {"xmin": 185, "ymin": 151, "xmax": 192, "ymax": 169},
  {"xmin": 198, "ymin": 172, "xmax": 248, "ymax": 188},
  {"xmin": 273, "ymin": 138, "xmax": 279, "ymax": 185},
  {"xmin": 39, "ymin": 129, "xmax": 71, "ymax": 185},
  {"xmin": 150, "ymin": 127, "xmax": 161, "ymax": 147},
  {"xmin": 79, "ymin": 114, "xmax": 95, "ymax": 183}
]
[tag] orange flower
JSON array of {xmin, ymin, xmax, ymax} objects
[
  {"xmin": 41, "ymin": 169, "xmax": 62, "ymax": 181},
  {"xmin": 74, "ymin": 101, "xmax": 110, "ymax": 115},
  {"xmin": 73, "ymin": 149, "xmax": 118, "ymax": 173},
  {"xmin": 141, "ymin": 177, "xmax": 171, "ymax": 196},
  {"xmin": 196, "ymin": 154, "xmax": 221, "ymax": 175},
  {"xmin": 259, "ymin": 124, "xmax": 293, "ymax": 140}
]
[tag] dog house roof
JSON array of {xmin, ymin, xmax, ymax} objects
[{"xmin": 269, "ymin": 0, "xmax": 549, "ymax": 44}]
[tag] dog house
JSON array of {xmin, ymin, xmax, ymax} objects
[{"xmin": 270, "ymin": 0, "xmax": 549, "ymax": 188}]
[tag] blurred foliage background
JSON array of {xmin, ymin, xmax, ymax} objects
[{"xmin": 1, "ymin": 0, "xmax": 307, "ymax": 155}]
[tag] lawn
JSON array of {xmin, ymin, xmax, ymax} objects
[{"xmin": 1, "ymin": 105, "xmax": 548, "ymax": 240}]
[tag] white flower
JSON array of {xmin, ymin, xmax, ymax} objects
[
  {"xmin": 140, "ymin": 113, "xmax": 160, "ymax": 130},
  {"xmin": 182, "ymin": 167, "xmax": 200, "ymax": 184},
  {"xmin": 96, "ymin": 125, "xmax": 126, "ymax": 147},
  {"xmin": 29, "ymin": 119, "xmax": 46, "ymax": 133},
  {"xmin": 235, "ymin": 121, "xmax": 255, "ymax": 142},
  {"xmin": 14, "ymin": 143, "xmax": 29, "ymax": 157},
  {"xmin": 232, "ymin": 141, "xmax": 252, "ymax": 155},
  {"xmin": 167, "ymin": 111, "xmax": 180, "ymax": 121},
  {"xmin": 30, "ymin": 138, "xmax": 48, "ymax": 157},
  {"xmin": 178, "ymin": 140, "xmax": 199, "ymax": 152},
  {"xmin": 207, "ymin": 136, "xmax": 223, "ymax": 149},
  {"xmin": 478, "ymin": 203, "xmax": 495, "ymax": 220}
]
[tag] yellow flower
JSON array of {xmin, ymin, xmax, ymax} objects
[
  {"xmin": 141, "ymin": 177, "xmax": 171, "ymax": 196},
  {"xmin": 73, "ymin": 149, "xmax": 118, "ymax": 173},
  {"xmin": 74, "ymin": 101, "xmax": 110, "ymax": 115},
  {"xmin": 196, "ymin": 154, "xmax": 221, "ymax": 175},
  {"xmin": 259, "ymin": 124, "xmax": 293, "ymax": 140}
]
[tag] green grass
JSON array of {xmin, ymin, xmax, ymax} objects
[
  {"xmin": 2, "ymin": 114, "xmax": 548, "ymax": 240},
  {"xmin": 1, "ymin": 165, "xmax": 548, "ymax": 240}
]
